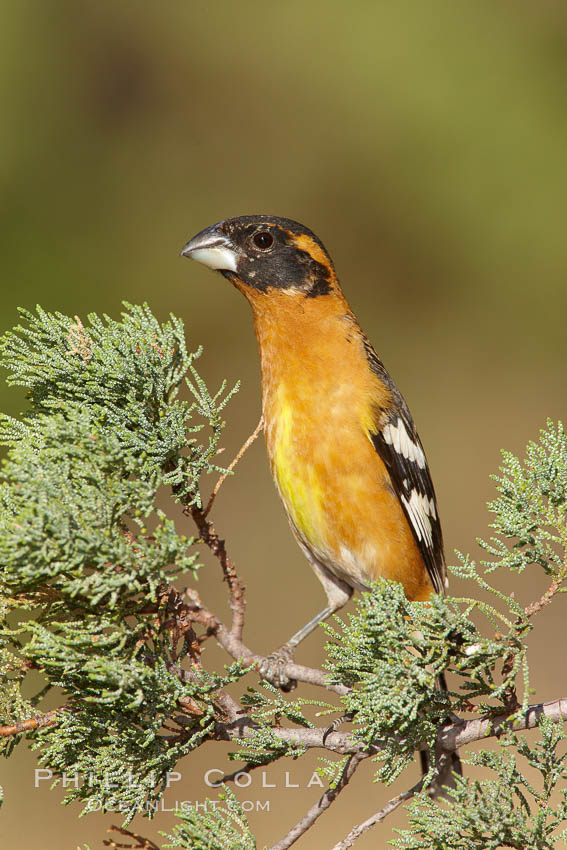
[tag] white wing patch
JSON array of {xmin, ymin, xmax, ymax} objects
[
  {"xmin": 401, "ymin": 487, "xmax": 437, "ymax": 547},
  {"xmin": 382, "ymin": 418, "xmax": 426, "ymax": 469}
]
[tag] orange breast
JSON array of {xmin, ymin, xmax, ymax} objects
[{"xmin": 242, "ymin": 288, "xmax": 433, "ymax": 602}]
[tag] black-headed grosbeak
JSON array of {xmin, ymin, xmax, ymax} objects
[{"xmin": 181, "ymin": 215, "xmax": 447, "ymax": 677}]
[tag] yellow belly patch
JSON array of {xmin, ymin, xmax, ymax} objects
[{"xmin": 271, "ymin": 397, "xmax": 327, "ymax": 551}]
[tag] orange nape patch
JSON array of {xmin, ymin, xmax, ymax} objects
[{"xmin": 286, "ymin": 231, "xmax": 335, "ymax": 274}]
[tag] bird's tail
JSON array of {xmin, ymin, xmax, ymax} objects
[{"xmin": 419, "ymin": 672, "xmax": 462, "ymax": 799}]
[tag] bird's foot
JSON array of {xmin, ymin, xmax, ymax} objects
[{"xmin": 257, "ymin": 644, "xmax": 297, "ymax": 692}]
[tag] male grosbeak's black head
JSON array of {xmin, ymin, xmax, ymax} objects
[{"xmin": 181, "ymin": 214, "xmax": 336, "ymax": 297}]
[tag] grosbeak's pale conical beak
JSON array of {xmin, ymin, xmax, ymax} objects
[{"xmin": 180, "ymin": 223, "xmax": 238, "ymax": 272}]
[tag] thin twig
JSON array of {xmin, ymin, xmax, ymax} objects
[
  {"xmin": 0, "ymin": 708, "xmax": 63, "ymax": 737},
  {"xmin": 220, "ymin": 759, "xmax": 270, "ymax": 785},
  {"xmin": 331, "ymin": 781, "xmax": 422, "ymax": 850},
  {"xmin": 186, "ymin": 506, "xmax": 247, "ymax": 641},
  {"xmin": 524, "ymin": 571, "xmax": 564, "ymax": 619},
  {"xmin": 269, "ymin": 751, "xmax": 368, "ymax": 850},
  {"xmin": 204, "ymin": 415, "xmax": 264, "ymax": 516},
  {"xmin": 103, "ymin": 825, "xmax": 161, "ymax": 849},
  {"xmin": 501, "ymin": 564, "xmax": 566, "ymax": 710}
]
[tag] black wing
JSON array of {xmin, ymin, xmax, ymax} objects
[{"xmin": 363, "ymin": 339, "xmax": 446, "ymax": 594}]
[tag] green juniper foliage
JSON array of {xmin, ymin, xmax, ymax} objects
[
  {"xmin": 0, "ymin": 305, "xmax": 565, "ymax": 848},
  {"xmin": 228, "ymin": 681, "xmax": 317, "ymax": 767},
  {"xmin": 322, "ymin": 576, "xmax": 529, "ymax": 786},
  {"xmin": 162, "ymin": 786, "xmax": 257, "ymax": 850},
  {"xmin": 0, "ymin": 304, "xmax": 244, "ymax": 817},
  {"xmin": 392, "ymin": 719, "xmax": 567, "ymax": 850}
]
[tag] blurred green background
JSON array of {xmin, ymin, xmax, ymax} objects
[{"xmin": 1, "ymin": 1, "xmax": 566, "ymax": 848}]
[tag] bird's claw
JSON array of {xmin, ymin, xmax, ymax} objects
[
  {"xmin": 322, "ymin": 710, "xmax": 355, "ymax": 744},
  {"xmin": 257, "ymin": 645, "xmax": 297, "ymax": 692}
]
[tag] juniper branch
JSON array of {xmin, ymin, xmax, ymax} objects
[
  {"xmin": 210, "ymin": 695, "xmax": 567, "ymax": 757},
  {"xmin": 185, "ymin": 506, "xmax": 247, "ymax": 642},
  {"xmin": 0, "ymin": 708, "xmax": 63, "ymax": 737}
]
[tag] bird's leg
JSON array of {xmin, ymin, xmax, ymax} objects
[
  {"xmin": 282, "ymin": 605, "xmax": 337, "ymax": 651},
  {"xmin": 258, "ymin": 605, "xmax": 336, "ymax": 691},
  {"xmin": 258, "ymin": 568, "xmax": 353, "ymax": 691}
]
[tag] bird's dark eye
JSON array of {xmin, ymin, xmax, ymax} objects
[{"xmin": 252, "ymin": 230, "xmax": 274, "ymax": 250}]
